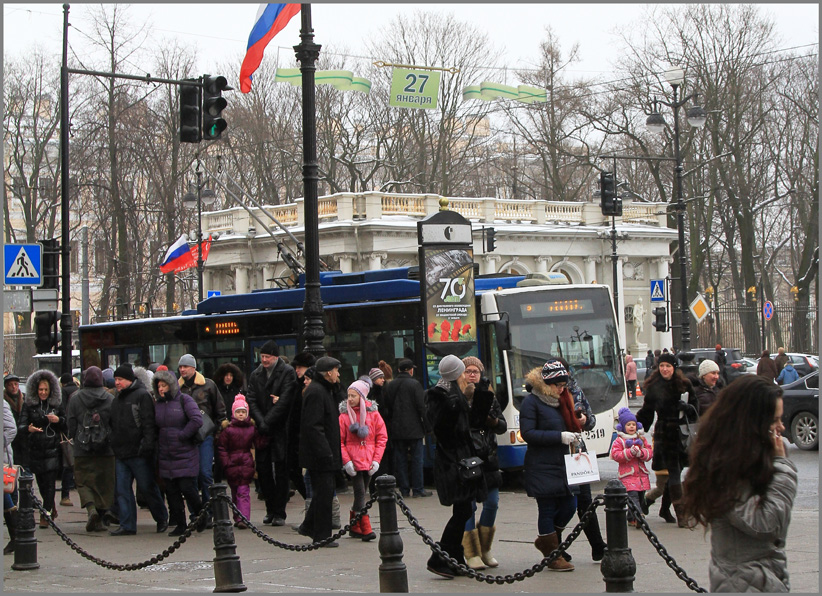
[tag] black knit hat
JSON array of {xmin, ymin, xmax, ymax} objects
[
  {"xmin": 113, "ymin": 363, "xmax": 136, "ymax": 382},
  {"xmin": 260, "ymin": 340, "xmax": 279, "ymax": 356},
  {"xmin": 657, "ymin": 352, "xmax": 678, "ymax": 368},
  {"xmin": 291, "ymin": 351, "xmax": 316, "ymax": 368}
]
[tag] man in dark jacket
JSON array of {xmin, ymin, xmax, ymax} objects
[
  {"xmin": 178, "ymin": 353, "xmax": 226, "ymax": 522},
  {"xmin": 295, "ymin": 356, "xmax": 342, "ymax": 546},
  {"xmin": 109, "ymin": 363, "xmax": 169, "ymax": 535},
  {"xmin": 58, "ymin": 373, "xmax": 78, "ymax": 506},
  {"xmin": 382, "ymin": 359, "xmax": 431, "ymax": 498},
  {"xmin": 246, "ymin": 340, "xmax": 297, "ymax": 526}
]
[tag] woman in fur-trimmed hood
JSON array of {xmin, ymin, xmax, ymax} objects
[
  {"xmin": 213, "ymin": 363, "xmax": 246, "ymax": 415},
  {"xmin": 19, "ymin": 369, "xmax": 65, "ymax": 519}
]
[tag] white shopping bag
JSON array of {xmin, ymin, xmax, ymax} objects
[{"xmin": 564, "ymin": 450, "xmax": 600, "ymax": 486}]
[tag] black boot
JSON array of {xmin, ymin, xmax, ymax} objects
[
  {"xmin": 426, "ymin": 542, "xmax": 464, "ymax": 579},
  {"xmin": 3, "ymin": 508, "xmax": 17, "ymax": 555},
  {"xmin": 582, "ymin": 513, "xmax": 607, "ymax": 561},
  {"xmin": 659, "ymin": 484, "xmax": 676, "ymax": 523}
]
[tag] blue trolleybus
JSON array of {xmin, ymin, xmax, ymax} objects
[{"xmin": 78, "ymin": 267, "xmax": 627, "ymax": 469}]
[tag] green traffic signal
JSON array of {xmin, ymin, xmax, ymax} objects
[{"xmin": 202, "ymin": 74, "xmax": 228, "ymax": 140}]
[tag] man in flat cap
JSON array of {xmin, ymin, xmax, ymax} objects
[{"xmin": 294, "ymin": 356, "xmax": 342, "ymax": 546}]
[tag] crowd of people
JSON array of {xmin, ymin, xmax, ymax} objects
[{"xmin": 4, "ymin": 341, "xmax": 799, "ymax": 589}]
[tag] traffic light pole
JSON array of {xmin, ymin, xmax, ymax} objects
[{"xmin": 60, "ymin": 5, "xmax": 72, "ymax": 375}]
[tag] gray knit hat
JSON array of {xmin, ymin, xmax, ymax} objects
[
  {"xmin": 438, "ymin": 354, "xmax": 465, "ymax": 381},
  {"xmin": 178, "ymin": 353, "xmax": 197, "ymax": 368}
]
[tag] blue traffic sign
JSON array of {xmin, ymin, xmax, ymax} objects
[
  {"xmin": 650, "ymin": 279, "xmax": 665, "ymax": 302},
  {"xmin": 4, "ymin": 244, "xmax": 42, "ymax": 286},
  {"xmin": 207, "ymin": 290, "xmax": 221, "ymax": 298},
  {"xmin": 763, "ymin": 300, "xmax": 774, "ymax": 321}
]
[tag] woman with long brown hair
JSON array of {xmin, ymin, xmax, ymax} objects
[
  {"xmin": 635, "ymin": 352, "xmax": 697, "ymax": 527},
  {"xmin": 681, "ymin": 376, "xmax": 796, "ymax": 592}
]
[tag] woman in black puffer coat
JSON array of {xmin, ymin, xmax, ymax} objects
[
  {"xmin": 19, "ymin": 369, "xmax": 65, "ymax": 524},
  {"xmin": 636, "ymin": 352, "xmax": 697, "ymax": 527},
  {"xmin": 424, "ymin": 355, "xmax": 491, "ymax": 579},
  {"xmin": 213, "ymin": 363, "xmax": 246, "ymax": 415}
]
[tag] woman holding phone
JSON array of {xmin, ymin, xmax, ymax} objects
[{"xmin": 681, "ymin": 375, "xmax": 796, "ymax": 592}]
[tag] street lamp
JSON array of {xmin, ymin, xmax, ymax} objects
[
  {"xmin": 646, "ymin": 66, "xmax": 707, "ymax": 366},
  {"xmin": 182, "ymin": 164, "xmax": 218, "ymax": 303}
]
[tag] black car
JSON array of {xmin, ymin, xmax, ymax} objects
[
  {"xmin": 688, "ymin": 347, "xmax": 750, "ymax": 382},
  {"xmin": 780, "ymin": 371, "xmax": 818, "ymax": 451}
]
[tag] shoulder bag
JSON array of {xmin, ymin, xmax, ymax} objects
[
  {"xmin": 194, "ymin": 410, "xmax": 215, "ymax": 444},
  {"xmin": 3, "ymin": 465, "xmax": 19, "ymax": 494},
  {"xmin": 678, "ymin": 404, "xmax": 699, "ymax": 452},
  {"xmin": 457, "ymin": 456, "xmax": 483, "ymax": 481},
  {"xmin": 60, "ymin": 432, "xmax": 75, "ymax": 468}
]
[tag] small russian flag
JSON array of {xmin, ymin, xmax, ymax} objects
[
  {"xmin": 240, "ymin": 3, "xmax": 301, "ymax": 94},
  {"xmin": 160, "ymin": 234, "xmax": 196, "ymax": 274}
]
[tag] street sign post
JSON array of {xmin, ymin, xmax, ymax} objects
[
  {"xmin": 3, "ymin": 289, "xmax": 31, "ymax": 312},
  {"xmin": 4, "ymin": 243, "xmax": 43, "ymax": 286}
]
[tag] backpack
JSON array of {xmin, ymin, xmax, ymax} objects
[{"xmin": 76, "ymin": 408, "xmax": 111, "ymax": 452}]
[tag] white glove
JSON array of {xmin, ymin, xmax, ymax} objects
[
  {"xmin": 368, "ymin": 461, "xmax": 380, "ymax": 476},
  {"xmin": 630, "ymin": 445, "xmax": 641, "ymax": 457},
  {"xmin": 561, "ymin": 432, "xmax": 577, "ymax": 445},
  {"xmin": 343, "ymin": 461, "xmax": 356, "ymax": 477}
]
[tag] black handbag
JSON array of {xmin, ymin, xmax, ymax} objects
[
  {"xmin": 194, "ymin": 411, "xmax": 216, "ymax": 444},
  {"xmin": 678, "ymin": 404, "xmax": 699, "ymax": 451},
  {"xmin": 457, "ymin": 456, "xmax": 483, "ymax": 481}
]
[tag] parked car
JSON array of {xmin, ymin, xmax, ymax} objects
[
  {"xmin": 635, "ymin": 358, "xmax": 648, "ymax": 384},
  {"xmin": 780, "ymin": 371, "xmax": 818, "ymax": 451},
  {"xmin": 688, "ymin": 347, "xmax": 750, "ymax": 382},
  {"xmin": 741, "ymin": 357, "xmax": 758, "ymax": 375}
]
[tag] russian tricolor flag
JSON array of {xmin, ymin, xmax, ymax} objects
[
  {"xmin": 240, "ymin": 3, "xmax": 301, "ymax": 93},
  {"xmin": 160, "ymin": 234, "xmax": 196, "ymax": 274}
]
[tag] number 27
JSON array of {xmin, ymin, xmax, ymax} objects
[{"xmin": 404, "ymin": 73, "xmax": 429, "ymax": 93}]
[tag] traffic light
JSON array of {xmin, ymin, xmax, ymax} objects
[
  {"xmin": 41, "ymin": 238, "xmax": 59, "ymax": 290},
  {"xmin": 485, "ymin": 227, "xmax": 497, "ymax": 252},
  {"xmin": 652, "ymin": 306, "xmax": 668, "ymax": 332},
  {"xmin": 202, "ymin": 75, "xmax": 228, "ymax": 140},
  {"xmin": 599, "ymin": 171, "xmax": 622, "ymax": 216},
  {"xmin": 34, "ymin": 310, "xmax": 60, "ymax": 353},
  {"xmin": 179, "ymin": 79, "xmax": 201, "ymax": 144}
]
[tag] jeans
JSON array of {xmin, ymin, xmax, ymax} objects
[
  {"xmin": 465, "ymin": 487, "xmax": 500, "ymax": 530},
  {"xmin": 197, "ymin": 436, "xmax": 214, "ymax": 508},
  {"xmin": 60, "ymin": 465, "xmax": 75, "ymax": 498},
  {"xmin": 392, "ymin": 438, "xmax": 424, "ymax": 495},
  {"xmin": 627, "ymin": 490, "xmax": 645, "ymax": 522},
  {"xmin": 536, "ymin": 495, "xmax": 577, "ymax": 535},
  {"xmin": 115, "ymin": 457, "xmax": 168, "ymax": 532}
]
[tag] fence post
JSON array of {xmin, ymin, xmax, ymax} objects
[
  {"xmin": 209, "ymin": 483, "xmax": 246, "ymax": 593},
  {"xmin": 11, "ymin": 473, "xmax": 39, "ymax": 570},
  {"xmin": 376, "ymin": 475, "xmax": 408, "ymax": 593},
  {"xmin": 601, "ymin": 479, "xmax": 635, "ymax": 592}
]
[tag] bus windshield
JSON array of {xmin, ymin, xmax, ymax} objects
[{"xmin": 497, "ymin": 286, "xmax": 625, "ymax": 415}]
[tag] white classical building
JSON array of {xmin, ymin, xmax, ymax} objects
[{"xmin": 200, "ymin": 192, "xmax": 676, "ymax": 354}]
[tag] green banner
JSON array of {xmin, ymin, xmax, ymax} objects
[{"xmin": 389, "ymin": 68, "xmax": 441, "ymax": 109}]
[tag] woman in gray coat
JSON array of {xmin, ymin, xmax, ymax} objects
[{"xmin": 681, "ymin": 376, "xmax": 797, "ymax": 592}]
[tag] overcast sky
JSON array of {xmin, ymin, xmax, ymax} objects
[{"xmin": 3, "ymin": 3, "xmax": 818, "ymax": 83}]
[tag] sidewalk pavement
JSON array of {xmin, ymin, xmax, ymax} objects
[{"xmin": 4, "ymin": 475, "xmax": 818, "ymax": 594}]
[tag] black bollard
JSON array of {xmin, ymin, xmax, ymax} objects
[
  {"xmin": 11, "ymin": 473, "xmax": 39, "ymax": 570},
  {"xmin": 601, "ymin": 479, "xmax": 636, "ymax": 592},
  {"xmin": 209, "ymin": 483, "xmax": 247, "ymax": 593},
  {"xmin": 376, "ymin": 475, "xmax": 408, "ymax": 593}
]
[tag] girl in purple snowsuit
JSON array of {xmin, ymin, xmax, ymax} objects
[{"xmin": 216, "ymin": 395, "xmax": 266, "ymax": 528}]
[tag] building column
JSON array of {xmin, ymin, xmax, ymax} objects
[
  {"xmin": 368, "ymin": 252, "xmax": 387, "ymax": 271},
  {"xmin": 584, "ymin": 256, "xmax": 599, "ymax": 284},
  {"xmin": 482, "ymin": 255, "xmax": 500, "ymax": 275},
  {"xmin": 233, "ymin": 265, "xmax": 249, "ymax": 295},
  {"xmin": 262, "ymin": 265, "xmax": 276, "ymax": 289},
  {"xmin": 338, "ymin": 254, "xmax": 354, "ymax": 274},
  {"xmin": 536, "ymin": 256, "xmax": 552, "ymax": 273},
  {"xmin": 656, "ymin": 256, "xmax": 672, "ymax": 281},
  {"xmin": 202, "ymin": 269, "xmax": 213, "ymax": 295}
]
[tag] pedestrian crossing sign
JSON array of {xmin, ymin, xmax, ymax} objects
[
  {"xmin": 650, "ymin": 279, "xmax": 665, "ymax": 302},
  {"xmin": 4, "ymin": 244, "xmax": 42, "ymax": 286}
]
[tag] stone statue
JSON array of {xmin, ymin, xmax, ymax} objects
[{"xmin": 632, "ymin": 297, "xmax": 645, "ymax": 345}]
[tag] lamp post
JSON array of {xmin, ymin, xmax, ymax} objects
[
  {"xmin": 182, "ymin": 163, "xmax": 217, "ymax": 303},
  {"xmin": 646, "ymin": 67, "xmax": 707, "ymax": 366}
]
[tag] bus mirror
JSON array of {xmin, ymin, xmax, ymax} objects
[{"xmin": 494, "ymin": 318, "xmax": 511, "ymax": 352}]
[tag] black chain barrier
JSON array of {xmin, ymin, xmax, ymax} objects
[
  {"xmin": 627, "ymin": 499, "xmax": 707, "ymax": 593},
  {"xmin": 28, "ymin": 487, "xmax": 213, "ymax": 571},
  {"xmin": 395, "ymin": 492, "xmax": 604, "ymax": 585},
  {"xmin": 224, "ymin": 494, "xmax": 377, "ymax": 550}
]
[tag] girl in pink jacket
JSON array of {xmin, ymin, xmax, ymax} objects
[
  {"xmin": 610, "ymin": 407, "xmax": 652, "ymax": 526},
  {"xmin": 339, "ymin": 380, "xmax": 388, "ymax": 541}
]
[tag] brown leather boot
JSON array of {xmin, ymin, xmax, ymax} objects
[
  {"xmin": 668, "ymin": 483, "xmax": 689, "ymax": 528},
  {"xmin": 535, "ymin": 533, "xmax": 574, "ymax": 571}
]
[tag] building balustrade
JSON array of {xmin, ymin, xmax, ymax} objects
[{"xmin": 201, "ymin": 192, "xmax": 665, "ymax": 236}]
